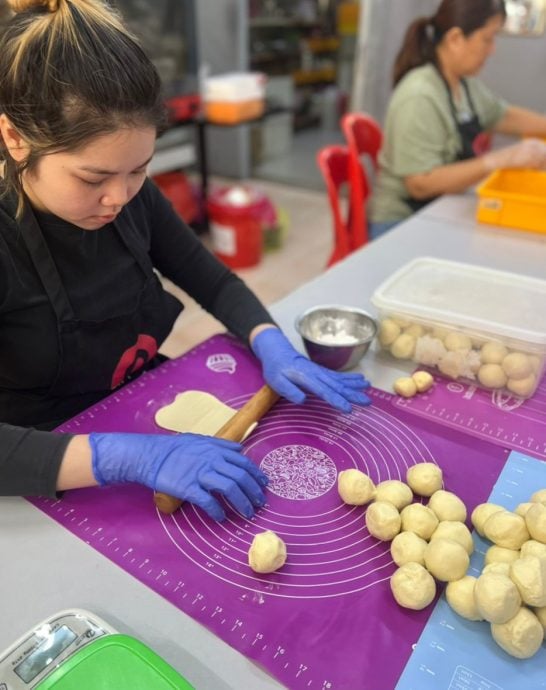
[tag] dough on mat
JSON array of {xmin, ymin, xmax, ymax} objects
[
  {"xmin": 445, "ymin": 575, "xmax": 483, "ymax": 621},
  {"xmin": 390, "ymin": 531, "xmax": 427, "ymax": 567},
  {"xmin": 248, "ymin": 531, "xmax": 287, "ymax": 574},
  {"xmin": 525, "ymin": 502, "xmax": 546, "ymax": 543},
  {"xmin": 400, "ymin": 503, "xmax": 439, "ymax": 540},
  {"xmin": 390, "ymin": 562, "xmax": 436, "ymax": 610},
  {"xmin": 491, "ymin": 607, "xmax": 544, "ymax": 659},
  {"xmin": 483, "ymin": 511, "xmax": 530, "ymax": 550},
  {"xmin": 430, "ymin": 521, "xmax": 474, "ymax": 555},
  {"xmin": 338, "ymin": 469, "xmax": 376, "ymax": 506},
  {"xmin": 374, "ymin": 479, "xmax": 413, "ymax": 510},
  {"xmin": 155, "ymin": 390, "xmax": 256, "ymax": 438},
  {"xmin": 365, "ymin": 501, "xmax": 401, "ymax": 541},
  {"xmin": 427, "ymin": 489, "xmax": 467, "ymax": 522},
  {"xmin": 406, "ymin": 462, "xmax": 443, "ymax": 497},
  {"xmin": 474, "ymin": 572, "xmax": 521, "ymax": 624},
  {"xmin": 509, "ymin": 556, "xmax": 546, "ymax": 607},
  {"xmin": 470, "ymin": 502, "xmax": 505, "ymax": 536},
  {"xmin": 393, "ymin": 377, "xmax": 417, "ymax": 398},
  {"xmin": 412, "ymin": 370, "xmax": 434, "ymax": 393},
  {"xmin": 423, "ymin": 538, "xmax": 469, "ymax": 582},
  {"xmin": 484, "ymin": 545, "xmax": 520, "ymax": 566}
]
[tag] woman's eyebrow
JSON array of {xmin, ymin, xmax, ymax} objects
[{"xmin": 78, "ymin": 155, "xmax": 154, "ymax": 175}]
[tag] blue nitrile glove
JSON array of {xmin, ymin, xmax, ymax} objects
[
  {"xmin": 89, "ymin": 432, "xmax": 268, "ymax": 521},
  {"xmin": 251, "ymin": 328, "xmax": 372, "ymax": 413}
]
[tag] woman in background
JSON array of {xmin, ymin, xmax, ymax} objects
[{"xmin": 369, "ymin": 0, "xmax": 546, "ymax": 237}]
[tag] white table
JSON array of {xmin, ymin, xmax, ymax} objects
[{"xmin": 1, "ymin": 196, "xmax": 546, "ymax": 689}]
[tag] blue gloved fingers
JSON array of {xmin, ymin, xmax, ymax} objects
[
  {"xmin": 213, "ymin": 458, "xmax": 266, "ymax": 507},
  {"xmin": 204, "ymin": 437, "xmax": 243, "ymax": 451},
  {"xmin": 199, "ymin": 472, "xmax": 255, "ymax": 519},
  {"xmin": 268, "ymin": 376, "xmax": 307, "ymax": 405},
  {"xmin": 334, "ymin": 374, "xmax": 371, "ymax": 389},
  {"xmin": 316, "ymin": 372, "xmax": 372, "ymax": 406},
  {"xmin": 220, "ymin": 449, "xmax": 269, "ymax": 487},
  {"xmin": 182, "ymin": 485, "xmax": 227, "ymax": 521}
]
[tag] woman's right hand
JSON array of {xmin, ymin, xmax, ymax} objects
[
  {"xmin": 89, "ymin": 432, "xmax": 268, "ymax": 521},
  {"xmin": 483, "ymin": 138, "xmax": 546, "ymax": 172}
]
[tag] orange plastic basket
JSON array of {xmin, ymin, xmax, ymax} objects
[{"xmin": 476, "ymin": 169, "xmax": 546, "ymax": 234}]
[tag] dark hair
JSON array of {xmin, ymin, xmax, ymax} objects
[
  {"xmin": 0, "ymin": 0, "xmax": 167, "ymax": 215},
  {"xmin": 392, "ymin": 0, "xmax": 506, "ymax": 86}
]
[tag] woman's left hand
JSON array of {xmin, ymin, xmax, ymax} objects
[{"xmin": 251, "ymin": 327, "xmax": 371, "ymax": 413}]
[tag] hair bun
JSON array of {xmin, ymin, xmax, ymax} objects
[{"xmin": 8, "ymin": 0, "xmax": 59, "ymax": 12}]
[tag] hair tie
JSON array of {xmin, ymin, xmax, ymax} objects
[{"xmin": 425, "ymin": 22, "xmax": 437, "ymax": 42}]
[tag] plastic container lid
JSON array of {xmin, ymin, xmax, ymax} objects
[{"xmin": 371, "ymin": 257, "xmax": 546, "ymax": 346}]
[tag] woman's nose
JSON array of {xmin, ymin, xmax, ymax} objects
[{"xmin": 100, "ymin": 180, "xmax": 129, "ymax": 208}]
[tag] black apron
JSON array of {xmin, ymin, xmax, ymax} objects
[
  {"xmin": 405, "ymin": 70, "xmax": 487, "ymax": 213},
  {"xmin": 16, "ymin": 204, "xmax": 180, "ymax": 425}
]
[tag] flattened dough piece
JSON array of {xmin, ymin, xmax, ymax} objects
[{"xmin": 155, "ymin": 390, "xmax": 256, "ymax": 438}]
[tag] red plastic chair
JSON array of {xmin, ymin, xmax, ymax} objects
[
  {"xmin": 316, "ymin": 145, "xmax": 353, "ymax": 267},
  {"xmin": 341, "ymin": 112, "xmax": 383, "ymax": 249}
]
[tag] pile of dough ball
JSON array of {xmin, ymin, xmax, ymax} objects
[
  {"xmin": 442, "ymin": 488, "xmax": 546, "ymax": 659},
  {"xmin": 393, "ymin": 370, "xmax": 434, "ymax": 398},
  {"xmin": 378, "ymin": 316, "xmax": 543, "ymax": 399}
]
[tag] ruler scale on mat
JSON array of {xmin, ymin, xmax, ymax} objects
[{"xmin": 30, "ymin": 335, "xmax": 512, "ymax": 690}]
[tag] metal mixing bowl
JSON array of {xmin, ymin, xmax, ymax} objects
[{"xmin": 295, "ymin": 305, "xmax": 377, "ymax": 371}]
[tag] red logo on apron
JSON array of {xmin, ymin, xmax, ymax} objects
[{"xmin": 111, "ymin": 334, "xmax": 158, "ymax": 388}]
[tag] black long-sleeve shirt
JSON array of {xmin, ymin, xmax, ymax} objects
[{"xmin": 0, "ymin": 179, "xmax": 274, "ymax": 497}]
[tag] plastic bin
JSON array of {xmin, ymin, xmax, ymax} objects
[
  {"xmin": 204, "ymin": 72, "xmax": 265, "ymax": 124},
  {"xmin": 476, "ymin": 169, "xmax": 546, "ymax": 234},
  {"xmin": 371, "ymin": 257, "xmax": 546, "ymax": 398}
]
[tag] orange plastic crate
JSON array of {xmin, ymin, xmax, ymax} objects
[{"xmin": 476, "ymin": 169, "xmax": 546, "ymax": 234}]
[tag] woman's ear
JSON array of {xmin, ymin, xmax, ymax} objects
[
  {"xmin": 0, "ymin": 114, "xmax": 30, "ymax": 162},
  {"xmin": 443, "ymin": 26, "xmax": 465, "ymax": 51}
]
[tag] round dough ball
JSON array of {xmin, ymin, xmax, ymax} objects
[
  {"xmin": 338, "ymin": 469, "xmax": 376, "ymax": 506},
  {"xmin": 502, "ymin": 352, "xmax": 533, "ymax": 380},
  {"xmin": 446, "ymin": 575, "xmax": 483, "ymax": 621},
  {"xmin": 535, "ymin": 606, "xmax": 546, "ymax": 633},
  {"xmin": 515, "ymin": 502, "xmax": 535, "ymax": 518},
  {"xmin": 412, "ymin": 370, "xmax": 434, "ymax": 393},
  {"xmin": 482, "ymin": 562, "xmax": 511, "ymax": 577},
  {"xmin": 444, "ymin": 332, "xmax": 472, "ymax": 351},
  {"xmin": 480, "ymin": 341, "xmax": 508, "ymax": 365},
  {"xmin": 525, "ymin": 503, "xmax": 546, "ymax": 543},
  {"xmin": 431, "ymin": 326, "xmax": 449, "ymax": 341},
  {"xmin": 471, "ymin": 503, "xmax": 505, "ymax": 536},
  {"xmin": 430, "ymin": 521, "xmax": 474, "ymax": 555},
  {"xmin": 428, "ymin": 490, "xmax": 467, "ymax": 522},
  {"xmin": 248, "ymin": 531, "xmax": 287, "ymax": 574},
  {"xmin": 390, "ymin": 333, "xmax": 416, "ymax": 360},
  {"xmin": 528, "ymin": 355, "xmax": 543, "ymax": 374},
  {"xmin": 474, "ymin": 572, "xmax": 521, "ymax": 624},
  {"xmin": 393, "ymin": 377, "xmax": 417, "ymax": 398},
  {"xmin": 530, "ymin": 488, "xmax": 546, "ymax": 505},
  {"xmin": 374, "ymin": 480, "xmax": 413, "ymax": 510},
  {"xmin": 438, "ymin": 351, "xmax": 467, "ymax": 379},
  {"xmin": 491, "ymin": 607, "xmax": 544, "ymax": 659},
  {"xmin": 478, "ymin": 363, "xmax": 507, "ymax": 389},
  {"xmin": 379, "ymin": 318, "xmax": 401, "ymax": 347},
  {"xmin": 484, "ymin": 545, "xmax": 520, "ymax": 566},
  {"xmin": 406, "ymin": 463, "xmax": 443, "ymax": 497},
  {"xmin": 390, "ymin": 531, "xmax": 428, "ymax": 567},
  {"xmin": 483, "ymin": 511, "xmax": 530, "ymax": 550},
  {"xmin": 424, "ymin": 538, "xmax": 469, "ymax": 582},
  {"xmin": 404, "ymin": 324, "xmax": 425, "ymax": 339},
  {"xmin": 510, "ymin": 556, "xmax": 546, "ymax": 607},
  {"xmin": 400, "ymin": 503, "xmax": 439, "ymax": 540},
  {"xmin": 521, "ymin": 540, "xmax": 546, "ymax": 559},
  {"xmin": 390, "ymin": 562, "xmax": 436, "ymax": 610},
  {"xmin": 507, "ymin": 374, "xmax": 536, "ymax": 398},
  {"xmin": 365, "ymin": 501, "xmax": 401, "ymax": 541}
]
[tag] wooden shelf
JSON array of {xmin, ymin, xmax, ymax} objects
[{"xmin": 292, "ymin": 67, "xmax": 336, "ymax": 85}]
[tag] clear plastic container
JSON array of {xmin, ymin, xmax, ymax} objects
[{"xmin": 371, "ymin": 257, "xmax": 546, "ymax": 398}]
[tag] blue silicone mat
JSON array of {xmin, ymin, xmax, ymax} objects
[{"xmin": 396, "ymin": 451, "xmax": 546, "ymax": 690}]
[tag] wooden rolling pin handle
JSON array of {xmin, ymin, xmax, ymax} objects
[{"xmin": 154, "ymin": 385, "xmax": 280, "ymax": 515}]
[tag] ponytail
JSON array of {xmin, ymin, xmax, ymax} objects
[{"xmin": 393, "ymin": 17, "xmax": 437, "ymax": 86}]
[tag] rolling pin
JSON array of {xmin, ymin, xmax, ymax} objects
[{"xmin": 154, "ymin": 384, "xmax": 280, "ymax": 514}]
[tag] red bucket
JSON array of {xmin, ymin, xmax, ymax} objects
[{"xmin": 207, "ymin": 186, "xmax": 271, "ymax": 268}]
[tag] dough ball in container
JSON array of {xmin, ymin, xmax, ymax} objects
[
  {"xmin": 412, "ymin": 370, "xmax": 434, "ymax": 393},
  {"xmin": 478, "ymin": 363, "xmax": 507, "ymax": 389},
  {"xmin": 393, "ymin": 377, "xmax": 417, "ymax": 398},
  {"xmin": 483, "ymin": 511, "xmax": 530, "ymax": 550},
  {"xmin": 515, "ymin": 502, "xmax": 535, "ymax": 518},
  {"xmin": 378, "ymin": 319, "xmax": 401, "ymax": 348},
  {"xmin": 390, "ymin": 531, "xmax": 428, "ymax": 567},
  {"xmin": 423, "ymin": 538, "xmax": 469, "ymax": 582},
  {"xmin": 427, "ymin": 489, "xmax": 467, "ymax": 522},
  {"xmin": 491, "ymin": 607, "xmax": 544, "ymax": 659},
  {"xmin": 390, "ymin": 562, "xmax": 436, "ymax": 610},
  {"xmin": 484, "ymin": 545, "xmax": 520, "ymax": 566},
  {"xmin": 520, "ymin": 540, "xmax": 546, "ymax": 559},
  {"xmin": 530, "ymin": 488, "xmax": 546, "ymax": 505},
  {"xmin": 510, "ymin": 556, "xmax": 546, "ymax": 607},
  {"xmin": 480, "ymin": 341, "xmax": 508, "ymax": 365},
  {"xmin": 404, "ymin": 323, "xmax": 425, "ymax": 339},
  {"xmin": 502, "ymin": 352, "xmax": 533, "ymax": 380},
  {"xmin": 365, "ymin": 501, "xmax": 401, "ymax": 541},
  {"xmin": 400, "ymin": 503, "xmax": 439, "ymax": 540},
  {"xmin": 430, "ymin": 520, "xmax": 474, "ymax": 555},
  {"xmin": 445, "ymin": 575, "xmax": 483, "ymax": 621},
  {"xmin": 406, "ymin": 462, "xmax": 443, "ymax": 497},
  {"xmin": 474, "ymin": 572, "xmax": 521, "ymax": 624},
  {"xmin": 390, "ymin": 333, "xmax": 416, "ymax": 360},
  {"xmin": 248, "ymin": 531, "xmax": 287, "ymax": 574},
  {"xmin": 337, "ymin": 469, "xmax": 376, "ymax": 506},
  {"xmin": 444, "ymin": 332, "xmax": 472, "ymax": 352},
  {"xmin": 374, "ymin": 479, "xmax": 413, "ymax": 510},
  {"xmin": 507, "ymin": 374, "xmax": 536, "ymax": 398},
  {"xmin": 471, "ymin": 503, "xmax": 505, "ymax": 536},
  {"xmin": 482, "ymin": 562, "xmax": 511, "ymax": 577},
  {"xmin": 414, "ymin": 335, "xmax": 446, "ymax": 367},
  {"xmin": 525, "ymin": 502, "xmax": 546, "ymax": 543},
  {"xmin": 437, "ymin": 351, "xmax": 468, "ymax": 380}
]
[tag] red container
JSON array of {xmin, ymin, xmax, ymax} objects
[
  {"xmin": 153, "ymin": 171, "xmax": 198, "ymax": 224},
  {"xmin": 207, "ymin": 186, "xmax": 270, "ymax": 268}
]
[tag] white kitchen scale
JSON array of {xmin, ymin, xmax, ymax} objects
[{"xmin": 0, "ymin": 609, "xmax": 195, "ymax": 689}]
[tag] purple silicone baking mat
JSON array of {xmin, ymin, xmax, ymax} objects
[
  {"xmin": 394, "ymin": 370, "xmax": 546, "ymax": 460},
  {"xmin": 30, "ymin": 335, "xmax": 509, "ymax": 690}
]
